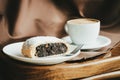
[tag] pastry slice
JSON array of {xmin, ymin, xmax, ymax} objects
[{"xmin": 22, "ymin": 36, "xmax": 70, "ymax": 58}]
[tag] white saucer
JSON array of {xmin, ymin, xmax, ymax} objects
[
  {"xmin": 3, "ymin": 42, "xmax": 80, "ymax": 65},
  {"xmin": 62, "ymin": 35, "xmax": 111, "ymax": 50}
]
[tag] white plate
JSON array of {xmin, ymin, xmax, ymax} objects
[
  {"xmin": 3, "ymin": 42, "xmax": 80, "ymax": 65},
  {"xmin": 62, "ymin": 35, "xmax": 111, "ymax": 50}
]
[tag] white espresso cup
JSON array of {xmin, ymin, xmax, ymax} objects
[{"xmin": 65, "ymin": 18, "xmax": 100, "ymax": 45}]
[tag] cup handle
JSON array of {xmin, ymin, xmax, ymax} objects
[{"xmin": 65, "ymin": 24, "xmax": 68, "ymax": 34}]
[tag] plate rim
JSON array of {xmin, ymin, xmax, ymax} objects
[
  {"xmin": 2, "ymin": 42, "xmax": 80, "ymax": 65},
  {"xmin": 61, "ymin": 35, "xmax": 111, "ymax": 50}
]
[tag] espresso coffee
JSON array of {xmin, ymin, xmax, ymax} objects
[
  {"xmin": 66, "ymin": 18, "xmax": 100, "ymax": 45},
  {"xmin": 67, "ymin": 18, "xmax": 99, "ymax": 24}
]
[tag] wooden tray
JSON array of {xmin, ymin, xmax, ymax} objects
[{"xmin": 0, "ymin": 28, "xmax": 120, "ymax": 80}]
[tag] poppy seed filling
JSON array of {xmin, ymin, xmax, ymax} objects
[{"xmin": 35, "ymin": 43, "xmax": 67, "ymax": 57}]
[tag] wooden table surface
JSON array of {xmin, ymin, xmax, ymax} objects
[{"xmin": 0, "ymin": 25, "xmax": 120, "ymax": 80}]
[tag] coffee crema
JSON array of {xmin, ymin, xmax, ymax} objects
[{"xmin": 67, "ymin": 18, "xmax": 99, "ymax": 24}]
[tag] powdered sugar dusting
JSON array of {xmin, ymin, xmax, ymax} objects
[{"xmin": 24, "ymin": 36, "xmax": 64, "ymax": 46}]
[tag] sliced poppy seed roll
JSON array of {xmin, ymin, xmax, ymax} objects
[{"xmin": 22, "ymin": 36, "xmax": 70, "ymax": 58}]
